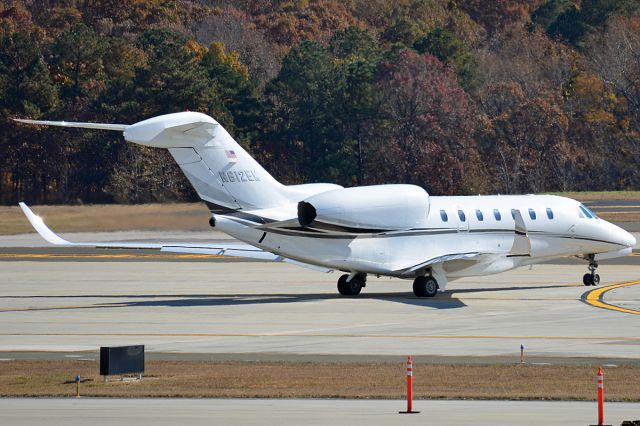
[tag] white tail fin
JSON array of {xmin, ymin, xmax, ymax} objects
[{"xmin": 15, "ymin": 112, "xmax": 290, "ymax": 211}]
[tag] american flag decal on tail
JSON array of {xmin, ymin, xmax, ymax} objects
[{"xmin": 225, "ymin": 150, "xmax": 238, "ymax": 162}]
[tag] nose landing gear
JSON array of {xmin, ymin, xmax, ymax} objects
[{"xmin": 582, "ymin": 256, "xmax": 600, "ymax": 286}]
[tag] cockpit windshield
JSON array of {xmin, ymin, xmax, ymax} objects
[{"xmin": 578, "ymin": 204, "xmax": 597, "ymax": 219}]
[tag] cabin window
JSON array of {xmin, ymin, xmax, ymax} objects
[
  {"xmin": 476, "ymin": 209, "xmax": 484, "ymax": 221},
  {"xmin": 579, "ymin": 206, "xmax": 592, "ymax": 218},
  {"xmin": 579, "ymin": 204, "xmax": 597, "ymax": 219},
  {"xmin": 546, "ymin": 208, "xmax": 554, "ymax": 219},
  {"xmin": 440, "ymin": 210, "xmax": 448, "ymax": 222},
  {"xmin": 528, "ymin": 208, "xmax": 537, "ymax": 220},
  {"xmin": 458, "ymin": 210, "xmax": 466, "ymax": 222},
  {"xmin": 493, "ymin": 209, "xmax": 501, "ymax": 221}
]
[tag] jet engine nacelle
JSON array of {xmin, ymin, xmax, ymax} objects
[{"xmin": 298, "ymin": 185, "xmax": 429, "ymax": 231}]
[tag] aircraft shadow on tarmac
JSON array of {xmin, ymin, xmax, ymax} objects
[
  {"xmin": 94, "ymin": 293, "xmax": 467, "ymax": 309},
  {"xmin": 90, "ymin": 284, "xmax": 571, "ymax": 310},
  {"xmin": 1, "ymin": 284, "xmax": 574, "ymax": 312}
]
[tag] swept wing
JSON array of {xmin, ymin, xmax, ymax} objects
[{"xmin": 19, "ymin": 203, "xmax": 331, "ymax": 273}]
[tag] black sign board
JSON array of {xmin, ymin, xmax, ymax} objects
[{"xmin": 100, "ymin": 345, "xmax": 145, "ymax": 376}]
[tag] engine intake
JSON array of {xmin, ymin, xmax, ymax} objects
[{"xmin": 297, "ymin": 201, "xmax": 317, "ymax": 227}]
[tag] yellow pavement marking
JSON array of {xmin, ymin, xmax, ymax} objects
[
  {"xmin": 591, "ymin": 205, "xmax": 640, "ymax": 209},
  {"xmin": 0, "ymin": 304, "xmax": 125, "ymax": 313},
  {"xmin": 584, "ymin": 280, "xmax": 640, "ymax": 315},
  {"xmin": 595, "ymin": 211, "xmax": 640, "ymax": 215},
  {"xmin": 0, "ymin": 253, "xmax": 229, "ymax": 260},
  {"xmin": 0, "ymin": 332, "xmax": 636, "ymax": 341}
]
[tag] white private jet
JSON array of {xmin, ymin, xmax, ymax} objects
[{"xmin": 15, "ymin": 112, "xmax": 636, "ymax": 297}]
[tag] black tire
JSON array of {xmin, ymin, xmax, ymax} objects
[
  {"xmin": 592, "ymin": 274, "xmax": 600, "ymax": 286},
  {"xmin": 413, "ymin": 276, "xmax": 439, "ymax": 298},
  {"xmin": 337, "ymin": 274, "xmax": 363, "ymax": 296},
  {"xmin": 583, "ymin": 273, "xmax": 592, "ymax": 286}
]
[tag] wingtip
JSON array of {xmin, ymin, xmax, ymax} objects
[
  {"xmin": 18, "ymin": 201, "xmax": 31, "ymax": 215},
  {"xmin": 18, "ymin": 202, "xmax": 71, "ymax": 245}
]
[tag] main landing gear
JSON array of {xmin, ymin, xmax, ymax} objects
[
  {"xmin": 337, "ymin": 273, "xmax": 366, "ymax": 296},
  {"xmin": 336, "ymin": 273, "xmax": 441, "ymax": 297},
  {"xmin": 413, "ymin": 275, "xmax": 439, "ymax": 298},
  {"xmin": 583, "ymin": 256, "xmax": 600, "ymax": 286}
]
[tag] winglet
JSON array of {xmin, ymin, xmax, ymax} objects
[{"xmin": 18, "ymin": 202, "xmax": 72, "ymax": 245}]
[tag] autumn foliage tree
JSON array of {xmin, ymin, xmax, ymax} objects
[
  {"xmin": 1, "ymin": 0, "xmax": 640, "ymax": 205},
  {"xmin": 365, "ymin": 50, "xmax": 483, "ymax": 195},
  {"xmin": 477, "ymin": 82, "xmax": 574, "ymax": 193}
]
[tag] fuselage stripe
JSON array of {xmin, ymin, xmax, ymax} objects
[{"xmin": 219, "ymin": 213, "xmax": 628, "ymax": 248}]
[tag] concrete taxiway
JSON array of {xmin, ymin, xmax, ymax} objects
[
  {"xmin": 0, "ymin": 256, "xmax": 639, "ymax": 359},
  {"xmin": 1, "ymin": 398, "xmax": 639, "ymax": 426}
]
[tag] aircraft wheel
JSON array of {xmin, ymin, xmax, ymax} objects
[
  {"xmin": 337, "ymin": 274, "xmax": 363, "ymax": 296},
  {"xmin": 413, "ymin": 276, "xmax": 439, "ymax": 297},
  {"xmin": 583, "ymin": 273, "xmax": 600, "ymax": 286}
]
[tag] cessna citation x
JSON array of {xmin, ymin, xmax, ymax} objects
[{"xmin": 15, "ymin": 112, "xmax": 636, "ymax": 297}]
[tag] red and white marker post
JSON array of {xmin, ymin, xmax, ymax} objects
[
  {"xmin": 592, "ymin": 367, "xmax": 611, "ymax": 426},
  {"xmin": 597, "ymin": 367, "xmax": 604, "ymax": 425},
  {"xmin": 399, "ymin": 356, "xmax": 420, "ymax": 414},
  {"xmin": 597, "ymin": 367, "xmax": 606, "ymax": 426}
]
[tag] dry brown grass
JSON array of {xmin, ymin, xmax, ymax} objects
[
  {"xmin": 0, "ymin": 360, "xmax": 638, "ymax": 401},
  {"xmin": 593, "ymin": 212, "xmax": 640, "ymax": 222},
  {"xmin": 546, "ymin": 191, "xmax": 640, "ymax": 201},
  {"xmin": 0, "ymin": 203, "xmax": 211, "ymax": 235}
]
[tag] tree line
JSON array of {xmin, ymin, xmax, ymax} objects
[{"xmin": 1, "ymin": 0, "xmax": 639, "ymax": 205}]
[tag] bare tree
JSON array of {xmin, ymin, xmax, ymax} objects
[
  {"xmin": 474, "ymin": 25, "xmax": 575, "ymax": 98},
  {"xmin": 477, "ymin": 81, "xmax": 573, "ymax": 193},
  {"xmin": 193, "ymin": 8, "xmax": 281, "ymax": 88},
  {"xmin": 587, "ymin": 15, "xmax": 640, "ymax": 132}
]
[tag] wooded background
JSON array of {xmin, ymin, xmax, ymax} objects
[{"xmin": 1, "ymin": 0, "xmax": 639, "ymax": 204}]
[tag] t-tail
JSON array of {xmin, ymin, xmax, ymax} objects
[{"xmin": 15, "ymin": 112, "xmax": 291, "ymax": 212}]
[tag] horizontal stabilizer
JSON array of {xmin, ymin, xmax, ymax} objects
[{"xmin": 14, "ymin": 119, "xmax": 128, "ymax": 132}]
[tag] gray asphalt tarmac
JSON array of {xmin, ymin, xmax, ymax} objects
[
  {"xmin": 1, "ymin": 398, "xmax": 639, "ymax": 426},
  {"xmin": 1, "ymin": 261, "xmax": 638, "ymax": 359},
  {"xmin": 1, "ymin": 199, "xmax": 639, "ymax": 362}
]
